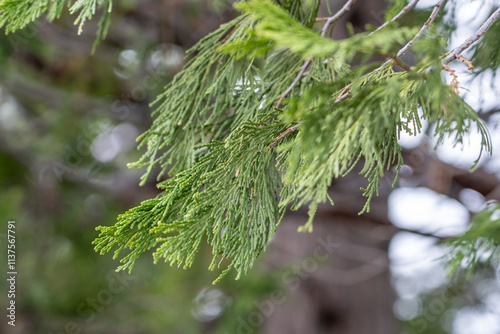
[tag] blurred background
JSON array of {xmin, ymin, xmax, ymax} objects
[{"xmin": 0, "ymin": 0, "xmax": 500, "ymax": 333}]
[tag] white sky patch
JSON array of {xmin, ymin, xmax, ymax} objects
[
  {"xmin": 433, "ymin": 123, "xmax": 489, "ymax": 169},
  {"xmin": 461, "ymin": 70, "xmax": 500, "ymax": 112},
  {"xmin": 91, "ymin": 123, "xmax": 139, "ymax": 162},
  {"xmin": 484, "ymin": 292, "xmax": 500, "ymax": 315},
  {"xmin": 234, "ymin": 76, "xmax": 261, "ymax": 91},
  {"xmin": 118, "ymin": 49, "xmax": 139, "ymax": 69},
  {"xmin": 431, "ymin": 108, "xmax": 500, "ymax": 170},
  {"xmin": 389, "ymin": 232, "xmax": 448, "ymax": 296},
  {"xmin": 388, "ymin": 187, "xmax": 470, "ymax": 236},
  {"xmin": 389, "ymin": 232, "xmax": 444, "ymax": 272},
  {"xmin": 458, "ymin": 188, "xmax": 487, "ymax": 212},
  {"xmin": 453, "ymin": 308, "xmax": 500, "ymax": 334},
  {"xmin": 393, "ymin": 297, "xmax": 421, "ymax": 320},
  {"xmin": 450, "ymin": 1, "xmax": 491, "ymax": 49}
]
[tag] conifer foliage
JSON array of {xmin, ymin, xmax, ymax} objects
[
  {"xmin": 0, "ymin": 0, "xmax": 112, "ymax": 51},
  {"xmin": 3, "ymin": 0, "xmax": 500, "ymax": 281}
]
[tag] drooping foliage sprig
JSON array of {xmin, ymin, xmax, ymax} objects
[
  {"xmin": 446, "ymin": 203, "xmax": 500, "ymax": 279},
  {"xmin": 129, "ymin": 10, "xmax": 316, "ymax": 183},
  {"xmin": 279, "ymin": 66, "xmax": 490, "ymax": 231},
  {"xmin": 89, "ymin": 0, "xmax": 496, "ymax": 280},
  {"xmin": 95, "ymin": 111, "xmax": 290, "ymax": 282},
  {"xmin": 0, "ymin": 0, "xmax": 112, "ymax": 52}
]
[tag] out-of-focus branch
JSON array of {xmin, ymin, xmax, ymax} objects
[
  {"xmin": 372, "ymin": 0, "xmax": 420, "ymax": 34},
  {"xmin": 397, "ymin": 0, "xmax": 446, "ymax": 59},
  {"xmin": 442, "ymin": 7, "xmax": 500, "ymax": 65},
  {"xmin": 380, "ymin": 0, "xmax": 447, "ymax": 69},
  {"xmin": 319, "ymin": 0, "xmax": 358, "ymax": 38},
  {"xmin": 275, "ymin": 61, "xmax": 312, "ymax": 108}
]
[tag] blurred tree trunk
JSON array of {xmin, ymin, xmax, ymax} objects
[
  {"xmin": 263, "ymin": 173, "xmax": 398, "ymax": 334},
  {"xmin": 262, "ymin": 1, "xmax": 399, "ymax": 333}
]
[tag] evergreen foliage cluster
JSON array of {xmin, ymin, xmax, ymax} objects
[
  {"xmin": 472, "ymin": 21, "xmax": 500, "ymax": 74},
  {"xmin": 0, "ymin": 0, "xmax": 112, "ymax": 51},
  {"xmin": 3, "ymin": 0, "xmax": 500, "ymax": 282},
  {"xmin": 90, "ymin": 0, "xmax": 498, "ymax": 281},
  {"xmin": 98, "ymin": 0, "xmax": 495, "ymax": 281},
  {"xmin": 95, "ymin": 111, "xmax": 290, "ymax": 281}
]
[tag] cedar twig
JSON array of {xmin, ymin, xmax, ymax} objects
[
  {"xmin": 443, "ymin": 65, "xmax": 459, "ymax": 94},
  {"xmin": 443, "ymin": 7, "xmax": 500, "ymax": 65},
  {"xmin": 268, "ymin": 123, "xmax": 302, "ymax": 149},
  {"xmin": 455, "ymin": 54, "xmax": 474, "ymax": 70},
  {"xmin": 380, "ymin": 53, "xmax": 411, "ymax": 71},
  {"xmin": 275, "ymin": 0, "xmax": 358, "ymax": 108},
  {"xmin": 333, "ymin": 83, "xmax": 353, "ymax": 100},
  {"xmin": 335, "ymin": 91, "xmax": 349, "ymax": 103},
  {"xmin": 392, "ymin": 56, "xmax": 411, "ymax": 71}
]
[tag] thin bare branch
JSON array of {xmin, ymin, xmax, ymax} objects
[
  {"xmin": 443, "ymin": 7, "xmax": 500, "ymax": 65},
  {"xmin": 397, "ymin": 0, "xmax": 447, "ymax": 59},
  {"xmin": 443, "ymin": 65, "xmax": 459, "ymax": 94},
  {"xmin": 320, "ymin": 0, "xmax": 358, "ymax": 38},
  {"xmin": 380, "ymin": 53, "xmax": 411, "ymax": 71},
  {"xmin": 275, "ymin": 60, "xmax": 312, "ymax": 108},
  {"xmin": 333, "ymin": 83, "xmax": 353, "ymax": 100},
  {"xmin": 378, "ymin": 0, "xmax": 447, "ymax": 70},
  {"xmin": 373, "ymin": 0, "xmax": 420, "ymax": 34}
]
